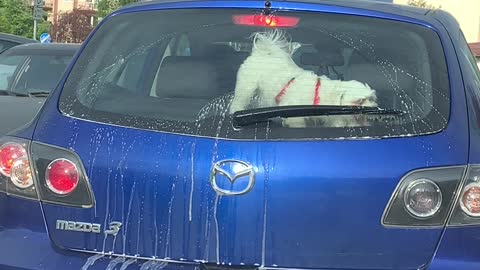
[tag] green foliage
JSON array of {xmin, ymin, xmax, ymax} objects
[
  {"xmin": 97, "ymin": 0, "xmax": 137, "ymax": 20},
  {"xmin": 0, "ymin": 0, "xmax": 50, "ymax": 39}
]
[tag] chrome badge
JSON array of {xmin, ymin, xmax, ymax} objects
[
  {"xmin": 210, "ymin": 160, "xmax": 256, "ymax": 196},
  {"xmin": 56, "ymin": 220, "xmax": 122, "ymax": 235}
]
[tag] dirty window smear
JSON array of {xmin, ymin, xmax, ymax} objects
[{"xmin": 59, "ymin": 9, "xmax": 449, "ymax": 140}]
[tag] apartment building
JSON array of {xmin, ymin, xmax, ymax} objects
[{"xmin": 43, "ymin": 0, "xmax": 97, "ymax": 25}]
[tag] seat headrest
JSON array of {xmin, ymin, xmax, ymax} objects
[
  {"xmin": 344, "ymin": 64, "xmax": 414, "ymax": 91},
  {"xmin": 156, "ymin": 56, "xmax": 219, "ymax": 99},
  {"xmin": 300, "ymin": 52, "xmax": 345, "ymax": 66}
]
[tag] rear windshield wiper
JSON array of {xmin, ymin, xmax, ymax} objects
[{"xmin": 232, "ymin": 105, "xmax": 406, "ymax": 127}]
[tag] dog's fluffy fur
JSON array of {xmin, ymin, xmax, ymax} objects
[{"xmin": 229, "ymin": 29, "xmax": 378, "ymax": 127}]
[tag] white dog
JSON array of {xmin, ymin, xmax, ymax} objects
[{"xmin": 229, "ymin": 29, "xmax": 378, "ymax": 127}]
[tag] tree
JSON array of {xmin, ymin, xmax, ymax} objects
[
  {"xmin": 96, "ymin": 0, "xmax": 137, "ymax": 20},
  {"xmin": 407, "ymin": 0, "xmax": 440, "ymax": 9},
  {"xmin": 51, "ymin": 9, "xmax": 95, "ymax": 43},
  {"xmin": 0, "ymin": 0, "xmax": 50, "ymax": 39}
]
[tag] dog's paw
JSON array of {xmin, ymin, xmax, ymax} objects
[
  {"xmin": 229, "ymin": 101, "xmax": 245, "ymax": 114},
  {"xmin": 282, "ymin": 118, "xmax": 307, "ymax": 128}
]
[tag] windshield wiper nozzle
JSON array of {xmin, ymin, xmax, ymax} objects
[{"xmin": 232, "ymin": 105, "xmax": 406, "ymax": 127}]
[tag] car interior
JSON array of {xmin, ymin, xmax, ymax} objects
[{"xmin": 84, "ymin": 21, "xmax": 436, "ymax": 126}]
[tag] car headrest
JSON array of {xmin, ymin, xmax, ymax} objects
[
  {"xmin": 344, "ymin": 64, "xmax": 415, "ymax": 91},
  {"xmin": 156, "ymin": 56, "xmax": 219, "ymax": 99},
  {"xmin": 203, "ymin": 44, "xmax": 237, "ymax": 56},
  {"xmin": 300, "ymin": 52, "xmax": 345, "ymax": 66}
]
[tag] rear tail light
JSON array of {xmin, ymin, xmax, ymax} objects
[
  {"xmin": 0, "ymin": 143, "xmax": 27, "ymax": 177},
  {"xmin": 46, "ymin": 159, "xmax": 79, "ymax": 195},
  {"xmin": 403, "ymin": 179, "xmax": 442, "ymax": 218},
  {"xmin": 449, "ymin": 166, "xmax": 480, "ymax": 226},
  {"xmin": 232, "ymin": 15, "xmax": 300, "ymax": 28},
  {"xmin": 10, "ymin": 157, "xmax": 33, "ymax": 189},
  {"xmin": 459, "ymin": 183, "xmax": 480, "ymax": 217},
  {"xmin": 31, "ymin": 141, "xmax": 94, "ymax": 208},
  {"xmin": 382, "ymin": 166, "xmax": 465, "ymax": 227},
  {"xmin": 0, "ymin": 137, "xmax": 94, "ymax": 208}
]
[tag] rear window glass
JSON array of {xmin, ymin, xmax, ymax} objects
[
  {"xmin": 0, "ymin": 51, "xmax": 74, "ymax": 94},
  {"xmin": 59, "ymin": 9, "xmax": 449, "ymax": 140},
  {"xmin": 0, "ymin": 40, "xmax": 16, "ymax": 53}
]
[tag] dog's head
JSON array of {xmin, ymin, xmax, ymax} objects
[{"xmin": 251, "ymin": 29, "xmax": 300, "ymax": 57}]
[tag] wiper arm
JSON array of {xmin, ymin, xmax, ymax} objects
[{"xmin": 232, "ymin": 105, "xmax": 406, "ymax": 127}]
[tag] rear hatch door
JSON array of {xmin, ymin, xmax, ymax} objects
[{"xmin": 33, "ymin": 2, "xmax": 467, "ymax": 270}]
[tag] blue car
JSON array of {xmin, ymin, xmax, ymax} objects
[{"xmin": 1, "ymin": 0, "xmax": 480, "ymax": 269}]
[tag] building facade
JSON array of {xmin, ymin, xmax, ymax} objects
[{"xmin": 43, "ymin": 0, "xmax": 97, "ymax": 25}]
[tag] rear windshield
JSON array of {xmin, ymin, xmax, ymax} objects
[
  {"xmin": 0, "ymin": 50, "xmax": 74, "ymax": 95},
  {"xmin": 59, "ymin": 9, "xmax": 449, "ymax": 140}
]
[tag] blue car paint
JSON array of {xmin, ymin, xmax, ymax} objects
[
  {"xmin": 0, "ymin": 1, "xmax": 478, "ymax": 270},
  {"xmin": 417, "ymin": 9, "xmax": 480, "ymax": 270}
]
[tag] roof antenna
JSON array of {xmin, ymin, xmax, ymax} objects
[{"xmin": 263, "ymin": 1, "xmax": 272, "ymax": 15}]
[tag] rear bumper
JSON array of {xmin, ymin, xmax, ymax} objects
[
  {"xmin": 1, "ymin": 230, "xmax": 478, "ymax": 270},
  {"xmin": 1, "ymin": 195, "xmax": 479, "ymax": 270}
]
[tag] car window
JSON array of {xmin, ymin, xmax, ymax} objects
[
  {"xmin": 59, "ymin": 9, "xmax": 449, "ymax": 140},
  {"xmin": 0, "ymin": 55, "xmax": 26, "ymax": 91},
  {"xmin": 0, "ymin": 40, "xmax": 17, "ymax": 53},
  {"xmin": 10, "ymin": 54, "xmax": 73, "ymax": 94}
]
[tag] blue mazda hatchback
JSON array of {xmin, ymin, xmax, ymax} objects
[{"xmin": 1, "ymin": 0, "xmax": 480, "ymax": 269}]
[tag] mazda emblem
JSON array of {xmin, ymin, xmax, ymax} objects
[{"xmin": 210, "ymin": 160, "xmax": 256, "ymax": 196}]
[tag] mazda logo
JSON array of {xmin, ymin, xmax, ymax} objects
[{"xmin": 210, "ymin": 160, "xmax": 256, "ymax": 196}]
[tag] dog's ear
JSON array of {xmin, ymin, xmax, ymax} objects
[{"xmin": 289, "ymin": 42, "xmax": 301, "ymax": 55}]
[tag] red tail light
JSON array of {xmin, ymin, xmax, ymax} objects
[
  {"xmin": 46, "ymin": 159, "xmax": 79, "ymax": 195},
  {"xmin": 0, "ymin": 143, "xmax": 27, "ymax": 177},
  {"xmin": 460, "ymin": 183, "xmax": 480, "ymax": 217},
  {"xmin": 0, "ymin": 137, "xmax": 94, "ymax": 207},
  {"xmin": 232, "ymin": 15, "xmax": 300, "ymax": 28}
]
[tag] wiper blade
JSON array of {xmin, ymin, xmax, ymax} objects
[
  {"xmin": 27, "ymin": 91, "xmax": 50, "ymax": 97},
  {"xmin": 0, "ymin": 90, "xmax": 11, "ymax": 96},
  {"xmin": 0, "ymin": 90, "xmax": 28, "ymax": 97},
  {"xmin": 232, "ymin": 105, "xmax": 406, "ymax": 127}
]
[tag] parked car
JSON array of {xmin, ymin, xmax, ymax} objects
[
  {"xmin": 0, "ymin": 43, "xmax": 79, "ymax": 135},
  {"xmin": 0, "ymin": 33, "xmax": 37, "ymax": 54},
  {"xmin": 1, "ymin": 1, "xmax": 480, "ymax": 270}
]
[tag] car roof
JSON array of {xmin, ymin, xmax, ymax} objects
[
  {"xmin": 0, "ymin": 33, "xmax": 38, "ymax": 44},
  {"xmin": 2, "ymin": 43, "xmax": 80, "ymax": 55},
  {"xmin": 121, "ymin": 0, "xmax": 429, "ymax": 17}
]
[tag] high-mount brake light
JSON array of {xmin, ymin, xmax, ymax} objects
[{"xmin": 232, "ymin": 15, "xmax": 300, "ymax": 28}]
